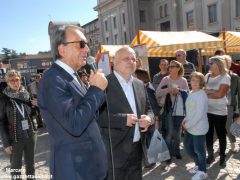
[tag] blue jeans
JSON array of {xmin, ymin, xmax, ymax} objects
[
  {"xmin": 184, "ymin": 131, "xmax": 206, "ymax": 172},
  {"xmin": 165, "ymin": 113, "xmax": 184, "ymax": 156}
]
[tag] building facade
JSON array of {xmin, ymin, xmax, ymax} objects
[
  {"xmin": 94, "ymin": 0, "xmax": 240, "ymax": 45},
  {"xmin": 82, "ymin": 18, "xmax": 100, "ymax": 56}
]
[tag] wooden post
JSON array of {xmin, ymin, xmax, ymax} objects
[
  {"xmin": 198, "ymin": 48, "xmax": 203, "ymax": 73},
  {"xmin": 137, "ymin": 27, "xmax": 140, "ymax": 45},
  {"xmin": 98, "ymin": 42, "xmax": 102, "ymax": 54},
  {"xmin": 223, "ymin": 28, "xmax": 227, "ymax": 53}
]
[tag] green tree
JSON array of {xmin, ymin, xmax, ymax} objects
[{"xmin": 1, "ymin": 48, "xmax": 23, "ymax": 64}]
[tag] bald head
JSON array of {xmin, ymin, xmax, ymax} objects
[
  {"xmin": 113, "ymin": 46, "xmax": 137, "ymax": 81},
  {"xmin": 114, "ymin": 46, "xmax": 136, "ymax": 64}
]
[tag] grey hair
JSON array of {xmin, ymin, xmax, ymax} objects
[
  {"xmin": 221, "ymin": 55, "xmax": 232, "ymax": 70},
  {"xmin": 209, "ymin": 56, "xmax": 228, "ymax": 75},
  {"xmin": 52, "ymin": 25, "xmax": 83, "ymax": 60},
  {"xmin": 174, "ymin": 49, "xmax": 186, "ymax": 56},
  {"xmin": 113, "ymin": 46, "xmax": 136, "ymax": 65}
]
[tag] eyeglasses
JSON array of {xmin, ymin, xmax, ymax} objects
[
  {"xmin": 8, "ymin": 79, "xmax": 20, "ymax": 83},
  {"xmin": 63, "ymin": 40, "xmax": 89, "ymax": 49},
  {"xmin": 169, "ymin": 65, "xmax": 179, "ymax": 68}
]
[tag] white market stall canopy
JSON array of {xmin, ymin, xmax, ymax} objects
[
  {"xmin": 97, "ymin": 45, "xmax": 129, "ymax": 57},
  {"xmin": 220, "ymin": 31, "xmax": 240, "ymax": 53},
  {"xmin": 131, "ymin": 30, "xmax": 223, "ymax": 57}
]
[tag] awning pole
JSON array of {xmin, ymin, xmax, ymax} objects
[
  {"xmin": 223, "ymin": 28, "xmax": 227, "ymax": 53},
  {"xmin": 198, "ymin": 48, "xmax": 203, "ymax": 73},
  {"xmin": 98, "ymin": 42, "xmax": 102, "ymax": 53},
  {"xmin": 137, "ymin": 27, "xmax": 140, "ymax": 45}
]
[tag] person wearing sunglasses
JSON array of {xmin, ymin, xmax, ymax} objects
[
  {"xmin": 38, "ymin": 25, "xmax": 108, "ymax": 180},
  {"xmin": 156, "ymin": 60, "xmax": 189, "ymax": 163},
  {"xmin": 204, "ymin": 56, "xmax": 230, "ymax": 167},
  {"xmin": 175, "ymin": 49, "xmax": 196, "ymax": 89},
  {"xmin": 0, "ymin": 69, "xmax": 38, "ymax": 179}
]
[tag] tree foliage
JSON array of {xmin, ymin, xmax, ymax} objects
[{"xmin": 0, "ymin": 48, "xmax": 25, "ymax": 64}]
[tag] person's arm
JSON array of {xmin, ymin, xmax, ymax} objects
[
  {"xmin": 181, "ymin": 78, "xmax": 190, "ymax": 92},
  {"xmin": 155, "ymin": 77, "xmax": 169, "ymax": 98},
  {"xmin": 206, "ymin": 84, "xmax": 229, "ymax": 99},
  {"xmin": 0, "ymin": 96, "xmax": 12, "ymax": 150},
  {"xmin": 39, "ymin": 75, "xmax": 106, "ymax": 137},
  {"xmin": 139, "ymin": 87, "xmax": 155, "ymax": 132}
]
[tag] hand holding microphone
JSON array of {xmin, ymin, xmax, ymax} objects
[{"xmin": 87, "ymin": 56, "xmax": 108, "ymax": 91}]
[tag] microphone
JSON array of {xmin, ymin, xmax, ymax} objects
[{"xmin": 87, "ymin": 56, "xmax": 97, "ymax": 73}]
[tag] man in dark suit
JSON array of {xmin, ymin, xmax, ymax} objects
[
  {"xmin": 38, "ymin": 25, "xmax": 108, "ymax": 180},
  {"xmin": 99, "ymin": 46, "xmax": 154, "ymax": 180}
]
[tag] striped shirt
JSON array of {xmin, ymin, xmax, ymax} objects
[{"xmin": 183, "ymin": 61, "xmax": 196, "ymax": 88}]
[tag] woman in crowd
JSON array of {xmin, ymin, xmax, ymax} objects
[
  {"xmin": 182, "ymin": 72, "xmax": 208, "ymax": 180},
  {"xmin": 204, "ymin": 56, "xmax": 230, "ymax": 167},
  {"xmin": 221, "ymin": 55, "xmax": 240, "ymax": 152},
  {"xmin": 156, "ymin": 60, "xmax": 189, "ymax": 161},
  {"xmin": 0, "ymin": 69, "xmax": 38, "ymax": 179}
]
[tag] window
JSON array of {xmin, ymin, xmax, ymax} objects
[
  {"xmin": 113, "ymin": 16, "xmax": 117, "ymax": 29},
  {"xmin": 164, "ymin": 4, "xmax": 168, "ymax": 17},
  {"xmin": 140, "ymin": 10, "xmax": 146, "ymax": 23},
  {"xmin": 106, "ymin": 37, "xmax": 109, "ymax": 44},
  {"xmin": 122, "ymin": 13, "xmax": 125, "ymax": 25},
  {"xmin": 114, "ymin": 34, "xmax": 118, "ymax": 44},
  {"xmin": 208, "ymin": 4, "xmax": 217, "ymax": 23},
  {"xmin": 236, "ymin": 0, "xmax": 240, "ymax": 17},
  {"xmin": 124, "ymin": 32, "xmax": 127, "ymax": 43},
  {"xmin": 186, "ymin": 11, "xmax": 194, "ymax": 28},
  {"xmin": 104, "ymin": 20, "xmax": 108, "ymax": 32},
  {"xmin": 159, "ymin": 6, "xmax": 163, "ymax": 18}
]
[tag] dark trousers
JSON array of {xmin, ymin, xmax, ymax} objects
[
  {"xmin": 206, "ymin": 113, "xmax": 227, "ymax": 157},
  {"xmin": 165, "ymin": 115, "xmax": 184, "ymax": 156},
  {"xmin": 107, "ymin": 142, "xmax": 142, "ymax": 180},
  {"xmin": 10, "ymin": 135, "xmax": 37, "ymax": 180},
  {"xmin": 184, "ymin": 131, "xmax": 206, "ymax": 172}
]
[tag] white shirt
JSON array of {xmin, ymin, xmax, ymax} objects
[
  {"xmin": 114, "ymin": 71, "xmax": 140, "ymax": 142},
  {"xmin": 55, "ymin": 60, "xmax": 80, "ymax": 85},
  {"xmin": 205, "ymin": 73, "xmax": 230, "ymax": 115},
  {"xmin": 185, "ymin": 90, "xmax": 209, "ymax": 135}
]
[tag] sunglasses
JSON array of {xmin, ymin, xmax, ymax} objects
[
  {"xmin": 9, "ymin": 79, "xmax": 20, "ymax": 83},
  {"xmin": 63, "ymin": 40, "xmax": 89, "ymax": 49},
  {"xmin": 169, "ymin": 65, "xmax": 179, "ymax": 68}
]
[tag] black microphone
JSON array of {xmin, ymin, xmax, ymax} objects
[{"xmin": 87, "ymin": 56, "xmax": 97, "ymax": 73}]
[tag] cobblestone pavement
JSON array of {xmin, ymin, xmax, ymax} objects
[{"xmin": 0, "ymin": 128, "xmax": 240, "ymax": 180}]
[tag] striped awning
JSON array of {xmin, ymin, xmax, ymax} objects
[
  {"xmin": 97, "ymin": 45, "xmax": 129, "ymax": 57},
  {"xmin": 219, "ymin": 31, "xmax": 240, "ymax": 53},
  {"xmin": 131, "ymin": 31, "xmax": 223, "ymax": 57}
]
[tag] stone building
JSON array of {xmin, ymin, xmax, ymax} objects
[{"xmin": 94, "ymin": 0, "xmax": 240, "ymax": 45}]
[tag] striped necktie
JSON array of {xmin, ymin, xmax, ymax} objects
[{"xmin": 73, "ymin": 72, "xmax": 87, "ymax": 93}]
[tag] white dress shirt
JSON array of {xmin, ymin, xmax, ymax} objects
[{"xmin": 114, "ymin": 71, "xmax": 140, "ymax": 142}]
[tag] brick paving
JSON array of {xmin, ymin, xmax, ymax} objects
[{"xmin": 0, "ymin": 128, "xmax": 240, "ymax": 180}]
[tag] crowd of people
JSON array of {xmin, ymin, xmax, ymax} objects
[{"xmin": 0, "ymin": 24, "xmax": 240, "ymax": 180}]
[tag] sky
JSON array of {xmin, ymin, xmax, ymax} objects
[{"xmin": 0, "ymin": 0, "xmax": 98, "ymax": 54}]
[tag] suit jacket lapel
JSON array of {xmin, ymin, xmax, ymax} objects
[
  {"xmin": 110, "ymin": 74, "xmax": 133, "ymax": 113},
  {"xmin": 52, "ymin": 63, "xmax": 86, "ymax": 95},
  {"xmin": 132, "ymin": 79, "xmax": 141, "ymax": 117}
]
